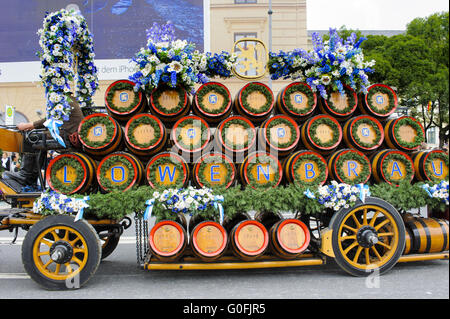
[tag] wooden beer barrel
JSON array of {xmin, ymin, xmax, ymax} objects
[
  {"xmin": 327, "ymin": 149, "xmax": 372, "ymax": 185},
  {"xmin": 358, "ymin": 83, "xmax": 398, "ymax": 120},
  {"xmin": 412, "ymin": 150, "xmax": 449, "ymax": 182},
  {"xmin": 104, "ymin": 79, "xmax": 148, "ymax": 123},
  {"xmin": 149, "ymin": 86, "xmax": 190, "ymax": 125},
  {"xmin": 234, "ymin": 82, "xmax": 274, "ymax": 123},
  {"xmin": 149, "ymin": 220, "xmax": 187, "ymax": 261},
  {"xmin": 319, "ymin": 84, "xmax": 358, "ymax": 121},
  {"xmin": 145, "ymin": 152, "xmax": 190, "ymax": 188},
  {"xmin": 343, "ymin": 115, "xmax": 384, "ymax": 152},
  {"xmin": 269, "ymin": 219, "xmax": 310, "ymax": 259},
  {"xmin": 124, "ymin": 113, "xmax": 167, "ymax": 159},
  {"xmin": 384, "ymin": 116, "xmax": 425, "ymax": 152},
  {"xmin": 96, "ymin": 151, "xmax": 144, "ymax": 193},
  {"xmin": 78, "ymin": 113, "xmax": 123, "ymax": 159},
  {"xmin": 193, "ymin": 153, "xmax": 236, "ymax": 189},
  {"xmin": 190, "ymin": 221, "xmax": 228, "ymax": 262},
  {"xmin": 46, "ymin": 152, "xmax": 96, "ymax": 195},
  {"xmin": 193, "ymin": 82, "xmax": 233, "ymax": 124},
  {"xmin": 259, "ymin": 115, "xmax": 300, "ymax": 157},
  {"xmin": 171, "ymin": 115, "xmax": 211, "ymax": 157},
  {"xmin": 404, "ymin": 218, "xmax": 449, "ymax": 254},
  {"xmin": 230, "ymin": 220, "xmax": 269, "ymax": 261},
  {"xmin": 239, "ymin": 152, "xmax": 283, "ymax": 188},
  {"xmin": 276, "ymin": 82, "xmax": 317, "ymax": 121},
  {"xmin": 215, "ymin": 116, "xmax": 257, "ymax": 162},
  {"xmin": 300, "ymin": 114, "xmax": 342, "ymax": 155},
  {"xmin": 371, "ymin": 149, "xmax": 415, "ymax": 185},
  {"xmin": 283, "ymin": 150, "xmax": 328, "ymax": 186}
]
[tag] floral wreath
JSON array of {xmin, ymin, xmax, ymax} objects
[{"xmin": 37, "ymin": 9, "xmax": 98, "ymax": 146}]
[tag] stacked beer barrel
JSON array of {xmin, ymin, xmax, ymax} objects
[{"xmin": 45, "ymin": 78, "xmax": 449, "ymax": 261}]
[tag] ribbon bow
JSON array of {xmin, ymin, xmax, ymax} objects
[
  {"xmin": 304, "ymin": 189, "xmax": 316, "ymax": 199},
  {"xmin": 213, "ymin": 195, "xmax": 225, "ymax": 224},
  {"xmin": 44, "ymin": 119, "xmax": 66, "ymax": 148},
  {"xmin": 75, "ymin": 196, "xmax": 90, "ymax": 221},
  {"xmin": 144, "ymin": 199, "xmax": 155, "ymax": 221},
  {"xmin": 356, "ymin": 184, "xmax": 370, "ymax": 203},
  {"xmin": 421, "ymin": 184, "xmax": 433, "ymax": 197}
]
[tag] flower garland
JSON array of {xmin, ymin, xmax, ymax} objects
[
  {"xmin": 269, "ymin": 29, "xmax": 375, "ymax": 99},
  {"xmin": 126, "ymin": 115, "xmax": 162, "ymax": 149},
  {"xmin": 240, "ymin": 83, "xmax": 274, "ymax": 115},
  {"xmin": 33, "ymin": 191, "xmax": 89, "ymax": 219},
  {"xmin": 48, "ymin": 156, "xmax": 85, "ymax": 194},
  {"xmin": 366, "ymin": 86, "xmax": 396, "ymax": 115},
  {"xmin": 265, "ymin": 117, "xmax": 298, "ymax": 149},
  {"xmin": 382, "ymin": 153, "xmax": 414, "ymax": 185},
  {"xmin": 37, "ymin": 9, "xmax": 98, "ymax": 145},
  {"xmin": 393, "ymin": 117, "xmax": 425, "ymax": 149},
  {"xmin": 422, "ymin": 181, "xmax": 449, "ymax": 206},
  {"xmin": 129, "ymin": 22, "xmax": 237, "ymax": 94},
  {"xmin": 195, "ymin": 83, "xmax": 231, "ymax": 115},
  {"xmin": 304, "ymin": 181, "xmax": 371, "ymax": 211},
  {"xmin": 424, "ymin": 152, "xmax": 449, "ymax": 183},
  {"xmin": 292, "ymin": 154, "xmax": 328, "ymax": 186},
  {"xmin": 196, "ymin": 155, "xmax": 235, "ymax": 189},
  {"xmin": 220, "ymin": 118, "xmax": 256, "ymax": 150},
  {"xmin": 350, "ymin": 117, "xmax": 382, "ymax": 149},
  {"xmin": 144, "ymin": 187, "xmax": 224, "ymax": 222},
  {"xmin": 309, "ymin": 117, "xmax": 341, "ymax": 148},
  {"xmin": 105, "ymin": 81, "xmax": 140, "ymax": 113}
]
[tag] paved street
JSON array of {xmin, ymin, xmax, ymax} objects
[{"xmin": 0, "ymin": 213, "xmax": 448, "ymax": 301}]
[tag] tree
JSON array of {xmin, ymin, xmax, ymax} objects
[{"xmin": 360, "ymin": 12, "xmax": 449, "ymax": 147}]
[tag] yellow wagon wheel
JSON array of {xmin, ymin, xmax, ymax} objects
[
  {"xmin": 22, "ymin": 215, "xmax": 102, "ymax": 290},
  {"xmin": 330, "ymin": 197, "xmax": 405, "ymax": 277}
]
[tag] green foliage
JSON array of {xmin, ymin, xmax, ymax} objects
[{"xmin": 370, "ymin": 181, "xmax": 430, "ymax": 212}]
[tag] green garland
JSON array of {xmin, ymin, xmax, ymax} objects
[
  {"xmin": 240, "ymin": 83, "xmax": 273, "ymax": 114},
  {"xmin": 366, "ymin": 86, "xmax": 396, "ymax": 115},
  {"xmin": 245, "ymin": 154, "xmax": 281, "ymax": 188},
  {"xmin": 266, "ymin": 117, "xmax": 298, "ymax": 149},
  {"xmin": 49, "ymin": 157, "xmax": 85, "ymax": 194},
  {"xmin": 197, "ymin": 155, "xmax": 234, "ymax": 188},
  {"xmin": 382, "ymin": 153, "xmax": 414, "ymax": 185},
  {"xmin": 151, "ymin": 86, "xmax": 186, "ymax": 115},
  {"xmin": 424, "ymin": 152, "xmax": 449, "ymax": 183},
  {"xmin": 79, "ymin": 116, "xmax": 115, "ymax": 148},
  {"xmin": 292, "ymin": 154, "xmax": 327, "ymax": 186},
  {"xmin": 106, "ymin": 82, "xmax": 140, "ymax": 113},
  {"xmin": 196, "ymin": 84, "xmax": 230, "ymax": 115},
  {"xmin": 351, "ymin": 117, "xmax": 382, "ymax": 149},
  {"xmin": 334, "ymin": 152, "xmax": 371, "ymax": 185},
  {"xmin": 283, "ymin": 83, "xmax": 315, "ymax": 115},
  {"xmin": 325, "ymin": 86, "xmax": 356, "ymax": 115},
  {"xmin": 309, "ymin": 117, "xmax": 341, "ymax": 148},
  {"xmin": 147, "ymin": 156, "xmax": 185, "ymax": 187},
  {"xmin": 99, "ymin": 155, "xmax": 136, "ymax": 192},
  {"xmin": 127, "ymin": 115, "xmax": 162, "ymax": 148},
  {"xmin": 393, "ymin": 117, "xmax": 424, "ymax": 149},
  {"xmin": 221, "ymin": 118, "xmax": 255, "ymax": 150}
]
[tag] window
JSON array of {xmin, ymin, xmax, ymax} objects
[
  {"xmin": 427, "ymin": 127, "xmax": 437, "ymax": 145},
  {"xmin": 235, "ymin": 0, "xmax": 257, "ymax": 4}
]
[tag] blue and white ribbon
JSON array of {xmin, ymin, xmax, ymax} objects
[
  {"xmin": 304, "ymin": 189, "xmax": 316, "ymax": 199},
  {"xmin": 356, "ymin": 184, "xmax": 370, "ymax": 203},
  {"xmin": 144, "ymin": 199, "xmax": 155, "ymax": 221},
  {"xmin": 421, "ymin": 184, "xmax": 433, "ymax": 197},
  {"xmin": 74, "ymin": 196, "xmax": 90, "ymax": 221},
  {"xmin": 213, "ymin": 195, "xmax": 225, "ymax": 224},
  {"xmin": 44, "ymin": 119, "xmax": 66, "ymax": 148}
]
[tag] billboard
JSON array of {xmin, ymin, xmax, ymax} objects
[{"xmin": 0, "ymin": 0, "xmax": 207, "ymax": 82}]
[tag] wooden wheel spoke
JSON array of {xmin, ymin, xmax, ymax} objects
[
  {"xmin": 365, "ymin": 248, "xmax": 371, "ymax": 265},
  {"xmin": 371, "ymin": 246, "xmax": 382, "ymax": 261},
  {"xmin": 343, "ymin": 241, "xmax": 358, "ymax": 255},
  {"xmin": 54, "ymin": 263, "xmax": 61, "ymax": 275},
  {"xmin": 340, "ymin": 235, "xmax": 356, "ymax": 242},
  {"xmin": 342, "ymin": 224, "xmax": 357, "ymax": 233},
  {"xmin": 43, "ymin": 259, "xmax": 53, "ymax": 270},
  {"xmin": 374, "ymin": 219, "xmax": 390, "ymax": 231},
  {"xmin": 50, "ymin": 231, "xmax": 61, "ymax": 241},
  {"xmin": 362, "ymin": 209, "xmax": 368, "ymax": 226},
  {"xmin": 40, "ymin": 238, "xmax": 54, "ymax": 247},
  {"xmin": 350, "ymin": 213, "xmax": 362, "ymax": 228},
  {"xmin": 375, "ymin": 240, "xmax": 392, "ymax": 250},
  {"xmin": 377, "ymin": 232, "xmax": 394, "ymax": 237},
  {"xmin": 352, "ymin": 246, "xmax": 363, "ymax": 263}
]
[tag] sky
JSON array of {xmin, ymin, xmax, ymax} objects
[{"xmin": 307, "ymin": 0, "xmax": 449, "ymax": 30}]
